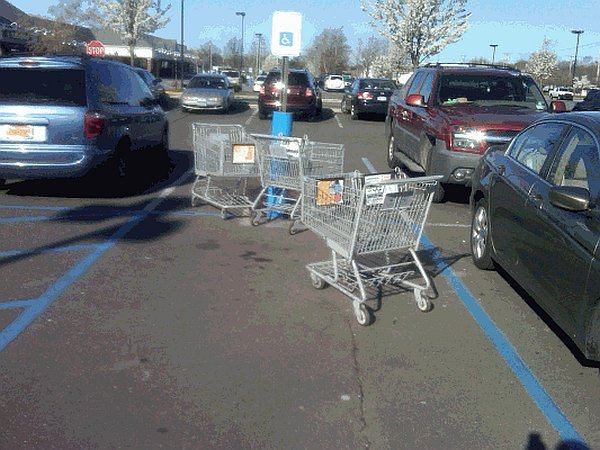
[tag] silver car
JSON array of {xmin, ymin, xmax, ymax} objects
[{"xmin": 181, "ymin": 74, "xmax": 234, "ymax": 113}]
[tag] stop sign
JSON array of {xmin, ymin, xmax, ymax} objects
[{"xmin": 86, "ymin": 40, "xmax": 105, "ymax": 57}]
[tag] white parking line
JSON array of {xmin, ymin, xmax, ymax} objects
[
  {"xmin": 245, "ymin": 108, "xmax": 258, "ymax": 126},
  {"xmin": 334, "ymin": 114, "xmax": 343, "ymax": 128}
]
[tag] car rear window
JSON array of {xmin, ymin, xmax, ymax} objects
[
  {"xmin": 0, "ymin": 68, "xmax": 86, "ymax": 106},
  {"xmin": 360, "ymin": 80, "xmax": 396, "ymax": 90},
  {"xmin": 265, "ymin": 72, "xmax": 308, "ymax": 86}
]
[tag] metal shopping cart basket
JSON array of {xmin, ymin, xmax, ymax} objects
[
  {"xmin": 191, "ymin": 123, "xmax": 260, "ymax": 218},
  {"xmin": 249, "ymin": 133, "xmax": 345, "ymax": 234},
  {"xmin": 301, "ymin": 170, "xmax": 442, "ymax": 325}
]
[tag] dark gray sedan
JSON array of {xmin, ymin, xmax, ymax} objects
[
  {"xmin": 470, "ymin": 112, "xmax": 600, "ymax": 362},
  {"xmin": 181, "ymin": 74, "xmax": 234, "ymax": 113}
]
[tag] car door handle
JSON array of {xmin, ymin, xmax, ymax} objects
[{"xmin": 401, "ymin": 110, "xmax": 410, "ymax": 120}]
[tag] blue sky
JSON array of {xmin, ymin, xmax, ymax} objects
[{"xmin": 9, "ymin": 0, "xmax": 600, "ymax": 64}]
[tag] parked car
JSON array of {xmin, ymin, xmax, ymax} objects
[
  {"xmin": 470, "ymin": 111, "xmax": 600, "ymax": 362},
  {"xmin": 341, "ymin": 77, "xmax": 396, "ymax": 120},
  {"xmin": 549, "ymin": 86, "xmax": 574, "ymax": 100},
  {"xmin": 180, "ymin": 74, "xmax": 234, "ymax": 113},
  {"xmin": 220, "ymin": 69, "xmax": 241, "ymax": 87},
  {"xmin": 324, "ymin": 74, "xmax": 345, "ymax": 91},
  {"xmin": 253, "ymin": 74, "xmax": 267, "ymax": 92},
  {"xmin": 572, "ymin": 89, "xmax": 600, "ymax": 111},
  {"xmin": 134, "ymin": 67, "xmax": 169, "ymax": 107},
  {"xmin": 258, "ymin": 69, "xmax": 322, "ymax": 120},
  {"xmin": 385, "ymin": 63, "xmax": 567, "ymax": 202},
  {"xmin": 0, "ymin": 55, "xmax": 168, "ymax": 183}
]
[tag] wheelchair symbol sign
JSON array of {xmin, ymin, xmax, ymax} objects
[{"xmin": 279, "ymin": 32, "xmax": 293, "ymax": 47}]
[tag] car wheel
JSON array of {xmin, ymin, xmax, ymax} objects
[
  {"xmin": 259, "ymin": 110, "xmax": 268, "ymax": 120},
  {"xmin": 471, "ymin": 199, "xmax": 495, "ymax": 270},
  {"xmin": 350, "ymin": 103, "xmax": 359, "ymax": 120},
  {"xmin": 340, "ymin": 99, "xmax": 347, "ymax": 114},
  {"xmin": 387, "ymin": 133, "xmax": 401, "ymax": 168}
]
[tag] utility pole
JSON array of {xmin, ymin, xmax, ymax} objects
[
  {"xmin": 489, "ymin": 44, "xmax": 498, "ymax": 64},
  {"xmin": 235, "ymin": 12, "xmax": 246, "ymax": 76},
  {"xmin": 255, "ymin": 33, "xmax": 262, "ymax": 76},
  {"xmin": 180, "ymin": 0, "xmax": 184, "ymax": 89},
  {"xmin": 571, "ymin": 29, "xmax": 584, "ymax": 81}
]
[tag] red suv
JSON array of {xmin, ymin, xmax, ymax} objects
[
  {"xmin": 385, "ymin": 63, "xmax": 566, "ymax": 202},
  {"xmin": 258, "ymin": 69, "xmax": 323, "ymax": 120}
]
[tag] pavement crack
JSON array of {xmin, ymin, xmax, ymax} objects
[{"xmin": 346, "ymin": 318, "xmax": 372, "ymax": 449}]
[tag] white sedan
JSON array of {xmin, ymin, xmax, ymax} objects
[
  {"xmin": 253, "ymin": 75, "xmax": 266, "ymax": 92},
  {"xmin": 324, "ymin": 74, "xmax": 345, "ymax": 91}
]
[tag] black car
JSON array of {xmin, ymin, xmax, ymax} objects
[
  {"xmin": 134, "ymin": 67, "xmax": 169, "ymax": 107},
  {"xmin": 340, "ymin": 77, "xmax": 396, "ymax": 120},
  {"xmin": 470, "ymin": 111, "xmax": 600, "ymax": 362},
  {"xmin": 573, "ymin": 89, "xmax": 600, "ymax": 111}
]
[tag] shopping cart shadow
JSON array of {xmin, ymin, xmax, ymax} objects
[{"xmin": 354, "ymin": 248, "xmax": 470, "ymax": 315}]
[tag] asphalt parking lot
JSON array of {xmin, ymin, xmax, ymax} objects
[{"xmin": 1, "ymin": 93, "xmax": 599, "ymax": 449}]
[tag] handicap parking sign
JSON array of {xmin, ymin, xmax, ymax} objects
[
  {"xmin": 279, "ymin": 32, "xmax": 293, "ymax": 47},
  {"xmin": 271, "ymin": 11, "xmax": 302, "ymax": 57}
]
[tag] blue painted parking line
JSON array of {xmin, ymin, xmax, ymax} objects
[
  {"xmin": 0, "ymin": 299, "xmax": 38, "ymax": 310},
  {"xmin": 0, "ymin": 243, "xmax": 101, "ymax": 258},
  {"xmin": 360, "ymin": 157, "xmax": 586, "ymax": 445}
]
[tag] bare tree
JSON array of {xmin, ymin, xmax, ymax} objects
[
  {"xmin": 526, "ymin": 38, "xmax": 558, "ymax": 86},
  {"xmin": 355, "ymin": 37, "xmax": 388, "ymax": 76},
  {"xmin": 223, "ymin": 37, "xmax": 240, "ymax": 69},
  {"xmin": 361, "ymin": 0, "xmax": 470, "ymax": 68},
  {"xmin": 47, "ymin": 0, "xmax": 103, "ymax": 27},
  {"xmin": 305, "ymin": 28, "xmax": 351, "ymax": 75},
  {"xmin": 95, "ymin": 0, "xmax": 171, "ymax": 65}
]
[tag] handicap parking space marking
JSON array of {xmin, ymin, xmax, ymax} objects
[
  {"xmin": 360, "ymin": 156, "xmax": 586, "ymax": 445},
  {"xmin": 0, "ymin": 171, "xmax": 223, "ymax": 352}
]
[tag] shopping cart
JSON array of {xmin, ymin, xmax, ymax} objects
[
  {"xmin": 191, "ymin": 123, "xmax": 260, "ymax": 218},
  {"xmin": 301, "ymin": 170, "xmax": 442, "ymax": 325},
  {"xmin": 249, "ymin": 134, "xmax": 345, "ymax": 234}
]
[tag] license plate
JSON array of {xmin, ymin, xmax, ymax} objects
[
  {"xmin": 0, "ymin": 124, "xmax": 47, "ymax": 142},
  {"xmin": 377, "ymin": 96, "xmax": 387, "ymax": 101}
]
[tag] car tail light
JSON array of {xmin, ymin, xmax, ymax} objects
[
  {"xmin": 357, "ymin": 91, "xmax": 374, "ymax": 100},
  {"xmin": 305, "ymin": 87, "xmax": 313, "ymax": 97},
  {"xmin": 450, "ymin": 126, "xmax": 486, "ymax": 153},
  {"xmin": 84, "ymin": 110, "xmax": 107, "ymax": 139}
]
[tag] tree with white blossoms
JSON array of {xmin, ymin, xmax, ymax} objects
[
  {"xmin": 361, "ymin": 0, "xmax": 470, "ymax": 69},
  {"xmin": 95, "ymin": 0, "xmax": 171, "ymax": 66},
  {"xmin": 370, "ymin": 43, "xmax": 411, "ymax": 78},
  {"xmin": 526, "ymin": 38, "xmax": 557, "ymax": 85}
]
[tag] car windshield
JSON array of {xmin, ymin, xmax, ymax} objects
[
  {"xmin": 360, "ymin": 80, "xmax": 396, "ymax": 90},
  {"xmin": 437, "ymin": 74, "xmax": 547, "ymax": 110},
  {"xmin": 188, "ymin": 77, "xmax": 226, "ymax": 89},
  {"xmin": 222, "ymin": 71, "xmax": 239, "ymax": 78},
  {"xmin": 0, "ymin": 68, "xmax": 87, "ymax": 106}
]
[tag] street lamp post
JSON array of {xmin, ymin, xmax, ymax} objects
[
  {"xmin": 255, "ymin": 33, "xmax": 262, "ymax": 76},
  {"xmin": 571, "ymin": 29, "xmax": 584, "ymax": 81},
  {"xmin": 235, "ymin": 11, "xmax": 245, "ymax": 77},
  {"xmin": 490, "ymin": 44, "xmax": 498, "ymax": 64},
  {"xmin": 180, "ymin": 0, "xmax": 184, "ymax": 89}
]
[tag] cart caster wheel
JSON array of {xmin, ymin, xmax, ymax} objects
[
  {"xmin": 310, "ymin": 272, "xmax": 327, "ymax": 289},
  {"xmin": 415, "ymin": 290, "xmax": 432, "ymax": 312},
  {"xmin": 191, "ymin": 197, "xmax": 201, "ymax": 207},
  {"xmin": 289, "ymin": 219, "xmax": 300, "ymax": 235},
  {"xmin": 251, "ymin": 211, "xmax": 261, "ymax": 226},
  {"xmin": 220, "ymin": 209, "xmax": 228, "ymax": 220},
  {"xmin": 355, "ymin": 304, "xmax": 373, "ymax": 326}
]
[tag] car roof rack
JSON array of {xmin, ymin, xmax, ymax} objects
[{"xmin": 422, "ymin": 62, "xmax": 519, "ymax": 72}]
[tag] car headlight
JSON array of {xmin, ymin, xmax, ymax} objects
[{"xmin": 451, "ymin": 126, "xmax": 486, "ymax": 153}]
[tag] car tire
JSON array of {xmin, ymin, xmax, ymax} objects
[
  {"xmin": 386, "ymin": 133, "xmax": 401, "ymax": 169},
  {"xmin": 341, "ymin": 99, "xmax": 348, "ymax": 114},
  {"xmin": 471, "ymin": 199, "xmax": 495, "ymax": 270},
  {"xmin": 259, "ymin": 110, "xmax": 268, "ymax": 120}
]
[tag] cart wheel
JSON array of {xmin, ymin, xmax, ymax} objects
[
  {"xmin": 191, "ymin": 196, "xmax": 201, "ymax": 207},
  {"xmin": 220, "ymin": 209, "xmax": 228, "ymax": 220},
  {"xmin": 310, "ymin": 272, "xmax": 327, "ymax": 289},
  {"xmin": 289, "ymin": 219, "xmax": 300, "ymax": 235},
  {"xmin": 415, "ymin": 290, "xmax": 432, "ymax": 312},
  {"xmin": 251, "ymin": 211, "xmax": 261, "ymax": 226},
  {"xmin": 356, "ymin": 304, "xmax": 373, "ymax": 326}
]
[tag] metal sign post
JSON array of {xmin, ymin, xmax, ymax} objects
[{"xmin": 281, "ymin": 56, "xmax": 289, "ymax": 112}]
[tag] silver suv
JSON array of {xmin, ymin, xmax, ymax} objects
[{"xmin": 0, "ymin": 56, "xmax": 169, "ymax": 184}]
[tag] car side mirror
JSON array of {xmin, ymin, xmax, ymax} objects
[
  {"xmin": 549, "ymin": 186, "xmax": 590, "ymax": 212},
  {"xmin": 406, "ymin": 94, "xmax": 426, "ymax": 107},
  {"xmin": 551, "ymin": 100, "xmax": 567, "ymax": 113},
  {"xmin": 140, "ymin": 97, "xmax": 158, "ymax": 107}
]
